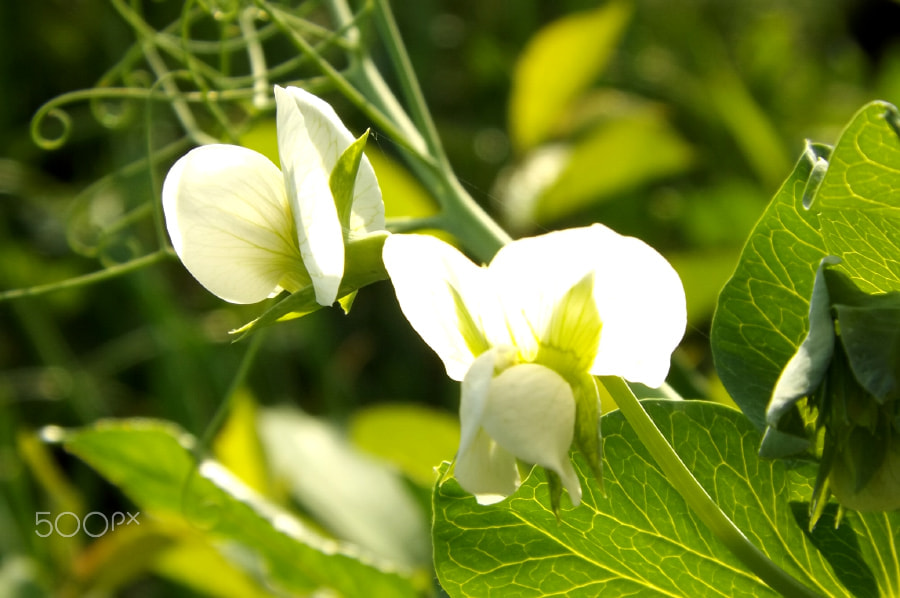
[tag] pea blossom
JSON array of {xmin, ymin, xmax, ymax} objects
[
  {"xmin": 162, "ymin": 85, "xmax": 383, "ymax": 306},
  {"xmin": 383, "ymin": 225, "xmax": 686, "ymax": 506}
]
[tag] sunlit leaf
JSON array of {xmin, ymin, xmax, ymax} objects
[
  {"xmin": 366, "ymin": 148, "xmax": 438, "ymax": 220},
  {"xmin": 257, "ymin": 406, "xmax": 431, "ymax": 571},
  {"xmin": 787, "ymin": 465, "xmax": 900, "ymax": 598},
  {"xmin": 69, "ymin": 520, "xmax": 172, "ymax": 594},
  {"xmin": 534, "ymin": 106, "xmax": 694, "ymax": 223},
  {"xmin": 433, "ymin": 400, "xmax": 860, "ymax": 598},
  {"xmin": 152, "ymin": 535, "xmax": 275, "ymax": 598},
  {"xmin": 711, "ymin": 101, "xmax": 900, "ymax": 429},
  {"xmin": 213, "ymin": 389, "xmax": 270, "ymax": 495},
  {"xmin": 240, "ymin": 118, "xmax": 279, "ymax": 165},
  {"xmin": 509, "ymin": 1, "xmax": 632, "ymax": 151},
  {"xmin": 57, "ymin": 419, "xmax": 420, "ymax": 597},
  {"xmin": 349, "ymin": 402, "xmax": 459, "ymax": 489}
]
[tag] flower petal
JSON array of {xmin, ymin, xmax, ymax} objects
[
  {"xmin": 454, "ymin": 350, "xmax": 520, "ymax": 504},
  {"xmin": 280, "ymin": 87, "xmax": 384, "ymax": 236},
  {"xmin": 583, "ymin": 226, "xmax": 685, "ymax": 387},
  {"xmin": 489, "ymin": 227, "xmax": 604, "ymax": 362},
  {"xmin": 455, "ymin": 428, "xmax": 520, "ymax": 505},
  {"xmin": 383, "ymin": 234, "xmax": 503, "ymax": 380},
  {"xmin": 162, "ymin": 144, "xmax": 307, "ymax": 304},
  {"xmin": 481, "ymin": 363, "xmax": 581, "ymax": 505},
  {"xmin": 490, "ymin": 224, "xmax": 685, "ymax": 387},
  {"xmin": 457, "ymin": 350, "xmax": 495, "ymax": 457},
  {"xmin": 275, "ymin": 86, "xmax": 342, "ymax": 306}
]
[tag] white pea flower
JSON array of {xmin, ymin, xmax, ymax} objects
[
  {"xmin": 383, "ymin": 225, "xmax": 686, "ymax": 506},
  {"xmin": 162, "ymin": 85, "xmax": 383, "ymax": 306}
]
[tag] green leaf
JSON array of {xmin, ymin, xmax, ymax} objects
[
  {"xmin": 349, "ymin": 402, "xmax": 459, "ymax": 489},
  {"xmin": 712, "ymin": 101, "xmax": 900, "ymax": 430},
  {"xmin": 787, "ymin": 466, "xmax": 900, "ymax": 598},
  {"xmin": 257, "ymin": 406, "xmax": 431, "ymax": 571},
  {"xmin": 212, "ymin": 389, "xmax": 271, "ymax": 495},
  {"xmin": 710, "ymin": 142, "xmax": 828, "ymax": 430},
  {"xmin": 763, "ymin": 257, "xmax": 839, "ymax": 442},
  {"xmin": 534, "ymin": 105, "xmax": 694, "ymax": 223},
  {"xmin": 509, "ymin": 1, "xmax": 632, "ymax": 151},
  {"xmin": 433, "ymin": 400, "xmax": 862, "ymax": 598},
  {"xmin": 833, "ymin": 291, "xmax": 900, "ymax": 403},
  {"xmin": 56, "ymin": 419, "xmax": 419, "ymax": 598}
]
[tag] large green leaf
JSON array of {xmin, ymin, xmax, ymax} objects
[
  {"xmin": 711, "ymin": 101, "xmax": 900, "ymax": 429},
  {"xmin": 433, "ymin": 400, "xmax": 868, "ymax": 598},
  {"xmin": 56, "ymin": 419, "xmax": 419, "ymax": 598}
]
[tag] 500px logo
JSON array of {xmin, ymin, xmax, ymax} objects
[{"xmin": 35, "ymin": 511, "xmax": 140, "ymax": 538}]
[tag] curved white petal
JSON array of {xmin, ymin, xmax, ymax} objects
[
  {"xmin": 454, "ymin": 350, "xmax": 520, "ymax": 504},
  {"xmin": 383, "ymin": 234, "xmax": 504, "ymax": 380},
  {"xmin": 582, "ymin": 225, "xmax": 686, "ymax": 387},
  {"xmin": 454, "ymin": 428, "xmax": 519, "ymax": 505},
  {"xmin": 162, "ymin": 144, "xmax": 305, "ymax": 304},
  {"xmin": 490, "ymin": 224, "xmax": 686, "ymax": 388},
  {"xmin": 481, "ymin": 363, "xmax": 581, "ymax": 505},
  {"xmin": 489, "ymin": 227, "xmax": 605, "ymax": 362},
  {"xmin": 275, "ymin": 86, "xmax": 384, "ymax": 306},
  {"xmin": 458, "ymin": 350, "xmax": 495, "ymax": 457},
  {"xmin": 278, "ymin": 86, "xmax": 383, "ymax": 235}
]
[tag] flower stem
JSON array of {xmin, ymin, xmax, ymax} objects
[
  {"xmin": 369, "ymin": 0, "xmax": 449, "ymax": 169},
  {"xmin": 195, "ymin": 329, "xmax": 267, "ymax": 459},
  {"xmin": 599, "ymin": 376, "xmax": 823, "ymax": 598},
  {"xmin": 331, "ymin": 0, "xmax": 511, "ymax": 261}
]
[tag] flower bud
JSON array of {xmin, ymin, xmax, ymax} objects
[{"xmin": 762, "ymin": 257, "xmax": 900, "ymax": 521}]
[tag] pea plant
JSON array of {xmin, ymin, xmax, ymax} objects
[{"xmin": 5, "ymin": 1, "xmax": 899, "ymax": 596}]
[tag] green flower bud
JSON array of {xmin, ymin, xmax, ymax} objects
[{"xmin": 761, "ymin": 257, "xmax": 900, "ymax": 522}]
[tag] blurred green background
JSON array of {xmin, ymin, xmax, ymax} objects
[{"xmin": 1, "ymin": 0, "xmax": 899, "ymax": 595}]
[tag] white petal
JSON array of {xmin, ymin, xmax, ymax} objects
[
  {"xmin": 490, "ymin": 224, "xmax": 685, "ymax": 387},
  {"xmin": 454, "ymin": 428, "xmax": 520, "ymax": 505},
  {"xmin": 278, "ymin": 86, "xmax": 384, "ymax": 234},
  {"xmin": 383, "ymin": 234, "xmax": 503, "ymax": 380},
  {"xmin": 457, "ymin": 350, "xmax": 495, "ymax": 457},
  {"xmin": 582, "ymin": 225, "xmax": 685, "ymax": 387},
  {"xmin": 454, "ymin": 351, "xmax": 521, "ymax": 503},
  {"xmin": 275, "ymin": 86, "xmax": 343, "ymax": 306},
  {"xmin": 481, "ymin": 363, "xmax": 581, "ymax": 505},
  {"xmin": 489, "ymin": 227, "xmax": 603, "ymax": 362},
  {"xmin": 162, "ymin": 144, "xmax": 305, "ymax": 304}
]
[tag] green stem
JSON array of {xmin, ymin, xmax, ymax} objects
[
  {"xmin": 257, "ymin": 0, "xmax": 425, "ymax": 160},
  {"xmin": 385, "ymin": 215, "xmax": 446, "ymax": 234},
  {"xmin": 437, "ymin": 173, "xmax": 512, "ymax": 262},
  {"xmin": 369, "ymin": 0, "xmax": 449, "ymax": 169},
  {"xmin": 0, "ymin": 250, "xmax": 174, "ymax": 303},
  {"xmin": 328, "ymin": 0, "xmax": 511, "ymax": 262},
  {"xmin": 599, "ymin": 376, "xmax": 822, "ymax": 598},
  {"xmin": 327, "ymin": 0, "xmax": 429, "ymax": 158},
  {"xmin": 195, "ymin": 329, "xmax": 267, "ymax": 458}
]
